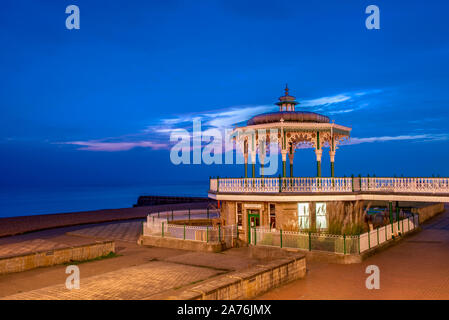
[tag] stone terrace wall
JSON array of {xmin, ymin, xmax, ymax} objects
[
  {"xmin": 140, "ymin": 235, "xmax": 224, "ymax": 253},
  {"xmin": 412, "ymin": 203, "xmax": 445, "ymax": 224},
  {"xmin": 0, "ymin": 240, "xmax": 115, "ymax": 275},
  {"xmin": 169, "ymin": 252, "xmax": 306, "ymax": 300}
]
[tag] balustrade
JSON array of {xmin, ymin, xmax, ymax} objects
[{"xmin": 209, "ymin": 177, "xmax": 449, "ymax": 194}]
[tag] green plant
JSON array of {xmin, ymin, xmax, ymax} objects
[
  {"xmin": 64, "ymin": 251, "xmax": 120, "ymax": 265},
  {"xmin": 326, "ymin": 201, "xmax": 369, "ymax": 235}
]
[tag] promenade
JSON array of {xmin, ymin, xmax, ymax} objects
[
  {"xmin": 0, "ymin": 205, "xmax": 448, "ymax": 299},
  {"xmin": 0, "ymin": 220, "xmax": 259, "ymax": 299},
  {"xmin": 0, "ymin": 201, "xmax": 212, "ymax": 237},
  {"xmin": 259, "ymin": 204, "xmax": 449, "ymax": 299}
]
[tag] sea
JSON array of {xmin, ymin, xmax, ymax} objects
[{"xmin": 0, "ymin": 181, "xmax": 209, "ymax": 218}]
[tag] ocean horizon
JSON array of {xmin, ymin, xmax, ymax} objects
[{"xmin": 0, "ymin": 181, "xmax": 209, "ymax": 218}]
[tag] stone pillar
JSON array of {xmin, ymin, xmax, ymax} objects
[{"xmin": 329, "ymin": 150, "xmax": 336, "ymax": 177}]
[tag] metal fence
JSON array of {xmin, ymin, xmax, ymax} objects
[
  {"xmin": 143, "ymin": 212, "xmax": 236, "ymax": 247},
  {"xmin": 359, "ymin": 213, "xmax": 419, "ymax": 252},
  {"xmin": 146, "ymin": 208, "xmax": 220, "ymax": 222},
  {"xmin": 252, "ymin": 214, "xmax": 419, "ymax": 255}
]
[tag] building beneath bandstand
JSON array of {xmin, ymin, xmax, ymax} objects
[{"xmin": 208, "ymin": 86, "xmax": 448, "ymax": 245}]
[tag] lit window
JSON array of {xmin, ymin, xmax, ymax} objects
[
  {"xmin": 269, "ymin": 204, "xmax": 276, "ymax": 229},
  {"xmin": 236, "ymin": 203, "xmax": 243, "ymax": 229},
  {"xmin": 298, "ymin": 203, "xmax": 310, "ymax": 230},
  {"xmin": 316, "ymin": 202, "xmax": 327, "ymax": 230}
]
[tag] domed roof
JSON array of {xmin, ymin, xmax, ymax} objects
[
  {"xmin": 247, "ymin": 111, "xmax": 330, "ymax": 126},
  {"xmin": 246, "ymin": 86, "xmax": 330, "ymax": 125}
]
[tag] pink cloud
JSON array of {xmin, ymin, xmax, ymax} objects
[{"xmin": 65, "ymin": 140, "xmax": 168, "ymax": 152}]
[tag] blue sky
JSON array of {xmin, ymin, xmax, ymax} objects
[{"xmin": 1, "ymin": 0, "xmax": 449, "ymax": 189}]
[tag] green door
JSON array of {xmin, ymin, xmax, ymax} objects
[{"xmin": 247, "ymin": 210, "xmax": 260, "ymax": 244}]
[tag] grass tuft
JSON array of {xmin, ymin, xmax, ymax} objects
[{"xmin": 63, "ymin": 251, "xmax": 120, "ymax": 265}]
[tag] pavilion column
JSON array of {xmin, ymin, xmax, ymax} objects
[
  {"xmin": 250, "ymin": 151, "xmax": 256, "ymax": 178},
  {"xmin": 288, "ymin": 149, "xmax": 295, "ymax": 177},
  {"xmin": 329, "ymin": 150, "xmax": 336, "ymax": 177},
  {"xmin": 244, "ymin": 153, "xmax": 248, "ymax": 178},
  {"xmin": 315, "ymin": 149, "xmax": 322, "ymax": 178},
  {"xmin": 243, "ymin": 139, "xmax": 249, "ymax": 178},
  {"xmin": 315, "ymin": 131, "xmax": 322, "ymax": 178},
  {"xmin": 281, "ymin": 150, "xmax": 287, "ymax": 178},
  {"xmin": 259, "ymin": 153, "xmax": 265, "ymax": 178}
]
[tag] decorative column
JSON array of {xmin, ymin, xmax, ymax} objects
[
  {"xmin": 244, "ymin": 141, "xmax": 248, "ymax": 178},
  {"xmin": 281, "ymin": 150, "xmax": 288, "ymax": 178},
  {"xmin": 315, "ymin": 149, "xmax": 322, "ymax": 177},
  {"xmin": 329, "ymin": 150, "xmax": 336, "ymax": 177},
  {"xmin": 280, "ymin": 121, "xmax": 287, "ymax": 178},
  {"xmin": 258, "ymin": 136, "xmax": 266, "ymax": 179},
  {"xmin": 259, "ymin": 152, "xmax": 265, "ymax": 178},
  {"xmin": 251, "ymin": 151, "xmax": 256, "ymax": 178},
  {"xmin": 288, "ymin": 147, "xmax": 294, "ymax": 177},
  {"xmin": 315, "ymin": 131, "xmax": 322, "ymax": 177},
  {"xmin": 250, "ymin": 133, "xmax": 256, "ymax": 178}
]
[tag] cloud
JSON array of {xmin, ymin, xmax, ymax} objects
[
  {"xmin": 63, "ymin": 140, "xmax": 168, "ymax": 152},
  {"xmin": 343, "ymin": 133, "xmax": 449, "ymax": 146},
  {"xmin": 66, "ymin": 88, "xmax": 446, "ymax": 153},
  {"xmin": 202, "ymin": 105, "xmax": 273, "ymax": 128},
  {"xmin": 301, "ymin": 94, "xmax": 351, "ymax": 107},
  {"xmin": 300, "ymin": 89, "xmax": 382, "ymax": 115},
  {"xmin": 61, "ymin": 105, "xmax": 276, "ymax": 152}
]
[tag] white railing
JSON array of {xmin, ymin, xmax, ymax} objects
[
  {"xmin": 251, "ymin": 214, "xmax": 419, "ymax": 254},
  {"xmin": 212, "ymin": 177, "xmax": 352, "ymax": 193},
  {"xmin": 358, "ymin": 214, "xmax": 419, "ymax": 252},
  {"xmin": 146, "ymin": 208, "xmax": 220, "ymax": 221},
  {"xmin": 283, "ymin": 177, "xmax": 352, "ymax": 192},
  {"xmin": 143, "ymin": 212, "xmax": 236, "ymax": 246},
  {"xmin": 209, "ymin": 179, "xmax": 218, "ymax": 193},
  {"xmin": 210, "ymin": 177, "xmax": 449, "ymax": 194},
  {"xmin": 360, "ymin": 177, "xmax": 449, "ymax": 193}
]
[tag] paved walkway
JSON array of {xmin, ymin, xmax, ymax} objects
[
  {"xmin": 0, "ymin": 239, "xmax": 69, "ymax": 259},
  {"xmin": 67, "ymin": 221, "xmax": 142, "ymax": 243},
  {"xmin": 2, "ymin": 206, "xmax": 448, "ymax": 300},
  {"xmin": 0, "ymin": 233, "xmax": 105, "ymax": 259},
  {"xmin": 259, "ymin": 205, "xmax": 449, "ymax": 300},
  {"xmin": 0, "ymin": 221, "xmax": 259, "ymax": 299},
  {"xmin": 3, "ymin": 261, "xmax": 222, "ymax": 300},
  {"xmin": 0, "ymin": 201, "xmax": 212, "ymax": 237}
]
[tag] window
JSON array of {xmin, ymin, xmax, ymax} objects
[
  {"xmin": 269, "ymin": 204, "xmax": 276, "ymax": 229},
  {"xmin": 236, "ymin": 203, "xmax": 243, "ymax": 229},
  {"xmin": 298, "ymin": 203, "xmax": 310, "ymax": 229},
  {"xmin": 316, "ymin": 202, "xmax": 327, "ymax": 230}
]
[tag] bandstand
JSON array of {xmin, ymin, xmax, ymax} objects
[{"xmin": 232, "ymin": 85, "xmax": 351, "ymax": 178}]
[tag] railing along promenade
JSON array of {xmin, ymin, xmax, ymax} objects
[{"xmin": 209, "ymin": 177, "xmax": 449, "ymax": 194}]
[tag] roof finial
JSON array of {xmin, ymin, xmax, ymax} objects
[{"xmin": 285, "ymin": 83, "xmax": 289, "ymax": 96}]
